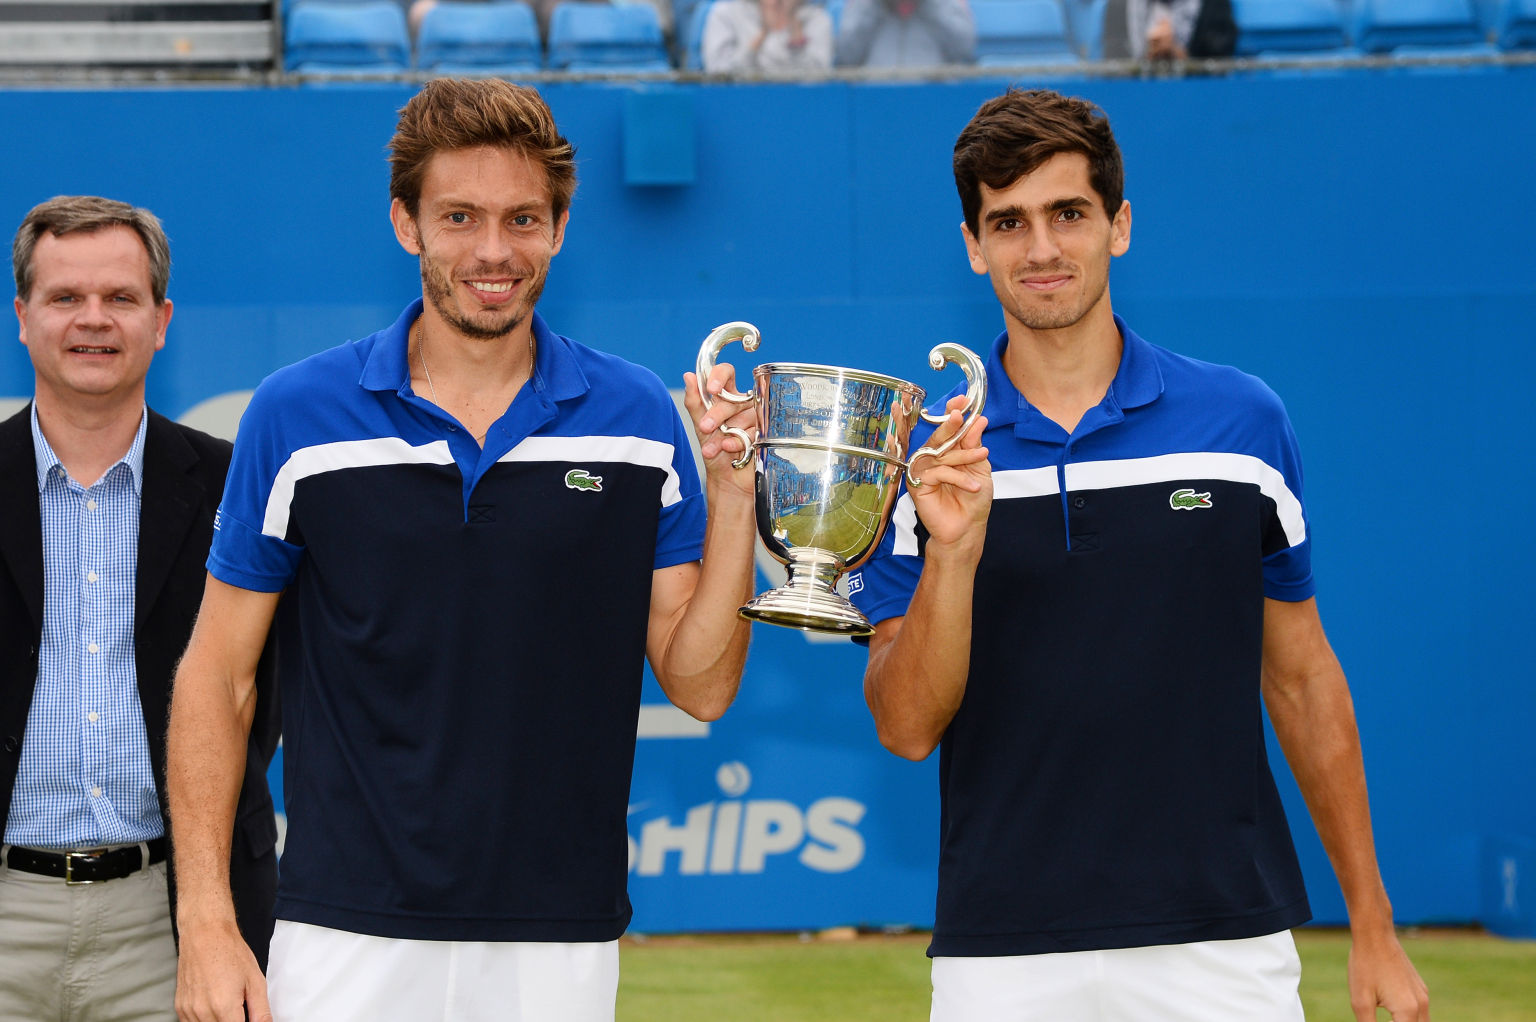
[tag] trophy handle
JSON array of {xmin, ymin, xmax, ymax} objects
[
  {"xmin": 695, "ymin": 321, "xmax": 760, "ymax": 470},
  {"xmin": 907, "ymin": 342, "xmax": 988, "ymax": 488}
]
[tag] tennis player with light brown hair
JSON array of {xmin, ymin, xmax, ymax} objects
[{"xmin": 168, "ymin": 79, "xmax": 760, "ymax": 1022}]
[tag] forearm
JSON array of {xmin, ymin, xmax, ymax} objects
[
  {"xmin": 865, "ymin": 538, "xmax": 980, "ymax": 759},
  {"xmin": 1265, "ymin": 663, "xmax": 1394, "ymax": 932},
  {"xmin": 653, "ymin": 481, "xmax": 757, "ymax": 720},
  {"xmin": 166, "ymin": 643, "xmax": 258, "ymax": 928}
]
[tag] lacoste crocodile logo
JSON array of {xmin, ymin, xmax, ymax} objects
[
  {"xmin": 1169, "ymin": 488, "xmax": 1212, "ymax": 510},
  {"xmin": 565, "ymin": 469, "xmax": 603, "ymax": 492}
]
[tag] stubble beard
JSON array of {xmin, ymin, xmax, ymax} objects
[
  {"xmin": 419, "ymin": 255, "xmax": 546, "ymax": 342},
  {"xmin": 1003, "ymin": 262, "xmax": 1106, "ymax": 332}
]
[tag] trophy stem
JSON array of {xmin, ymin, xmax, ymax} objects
[{"xmin": 738, "ymin": 549, "xmax": 874, "ymax": 637}]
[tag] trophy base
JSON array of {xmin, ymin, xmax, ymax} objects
[{"xmin": 739, "ymin": 586, "xmax": 874, "ymax": 637}]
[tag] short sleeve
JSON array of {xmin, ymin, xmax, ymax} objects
[
  {"xmin": 207, "ymin": 376, "xmax": 307, "ymax": 593},
  {"xmin": 1256, "ymin": 389, "xmax": 1314, "ymax": 602},
  {"xmin": 651, "ymin": 392, "xmax": 706, "ymax": 570}
]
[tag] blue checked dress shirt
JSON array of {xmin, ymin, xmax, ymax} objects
[{"xmin": 2, "ymin": 405, "xmax": 163, "ymax": 848}]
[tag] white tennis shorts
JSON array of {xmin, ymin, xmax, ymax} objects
[
  {"xmin": 931, "ymin": 930, "xmax": 1305, "ymax": 1022},
  {"xmin": 267, "ymin": 920, "xmax": 619, "ymax": 1022}
]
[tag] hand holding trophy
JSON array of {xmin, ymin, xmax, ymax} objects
[{"xmin": 695, "ymin": 321, "xmax": 986, "ymax": 636}]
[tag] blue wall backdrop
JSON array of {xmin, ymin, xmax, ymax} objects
[{"xmin": 2, "ymin": 68, "xmax": 1533, "ymax": 934}]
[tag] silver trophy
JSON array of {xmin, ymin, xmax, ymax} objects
[{"xmin": 696, "ymin": 322, "xmax": 986, "ymax": 636}]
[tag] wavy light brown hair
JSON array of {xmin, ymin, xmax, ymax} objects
[
  {"xmin": 389, "ymin": 78, "xmax": 577, "ymax": 221},
  {"xmin": 13, "ymin": 195, "xmax": 171, "ymax": 304},
  {"xmin": 953, "ymin": 89, "xmax": 1124, "ymax": 236}
]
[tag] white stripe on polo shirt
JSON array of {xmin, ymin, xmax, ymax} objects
[
  {"xmin": 889, "ymin": 454, "xmax": 1303, "ymax": 557},
  {"xmin": 1066, "ymin": 452, "xmax": 1305, "ymax": 548},
  {"xmin": 261, "ymin": 434, "xmax": 686, "ymax": 541},
  {"xmin": 263, "ymin": 438, "xmax": 454, "ymax": 539},
  {"xmin": 498, "ymin": 435, "xmax": 685, "ymax": 507},
  {"xmin": 893, "ymin": 466, "xmax": 1059, "ymax": 556},
  {"xmin": 994, "ymin": 467, "xmax": 1062, "ymax": 501}
]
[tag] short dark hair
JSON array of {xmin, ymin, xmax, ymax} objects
[
  {"xmin": 13, "ymin": 195, "xmax": 171, "ymax": 304},
  {"xmin": 953, "ymin": 89, "xmax": 1124, "ymax": 236},
  {"xmin": 389, "ymin": 78, "xmax": 577, "ymax": 221}
]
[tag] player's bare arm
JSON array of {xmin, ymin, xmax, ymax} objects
[
  {"xmin": 645, "ymin": 363, "xmax": 759, "ymax": 722},
  {"xmin": 167, "ymin": 578, "xmax": 282, "ymax": 1022},
  {"xmin": 1261, "ymin": 596, "xmax": 1430, "ymax": 1022},
  {"xmin": 864, "ymin": 399, "xmax": 991, "ymax": 760}
]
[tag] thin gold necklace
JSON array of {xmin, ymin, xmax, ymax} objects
[{"xmin": 415, "ymin": 326, "xmax": 535, "ymax": 444}]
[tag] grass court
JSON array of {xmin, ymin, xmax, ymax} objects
[{"xmin": 617, "ymin": 928, "xmax": 1536, "ymax": 1021}]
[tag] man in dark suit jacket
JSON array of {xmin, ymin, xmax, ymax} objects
[{"xmin": 1, "ymin": 195, "xmax": 279, "ymax": 1020}]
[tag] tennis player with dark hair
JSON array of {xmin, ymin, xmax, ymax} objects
[
  {"xmin": 847, "ymin": 88, "xmax": 1429, "ymax": 1021},
  {"xmin": 167, "ymin": 78, "xmax": 759, "ymax": 1022}
]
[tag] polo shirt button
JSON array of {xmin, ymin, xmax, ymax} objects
[
  {"xmin": 91, "ymin": 786, "xmax": 102, "ymax": 798},
  {"xmin": 1072, "ymin": 495, "xmax": 1087, "ymax": 509},
  {"xmin": 87, "ymin": 571, "xmax": 99, "ymax": 583},
  {"xmin": 86, "ymin": 499, "xmax": 98, "ymax": 511},
  {"xmin": 88, "ymin": 712, "xmax": 100, "ymax": 723},
  {"xmin": 87, "ymin": 642, "xmax": 100, "ymax": 654}
]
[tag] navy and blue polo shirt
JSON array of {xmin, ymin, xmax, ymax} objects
[
  {"xmin": 210, "ymin": 301, "xmax": 704, "ymax": 942},
  {"xmin": 848, "ymin": 317, "xmax": 1314, "ymax": 956}
]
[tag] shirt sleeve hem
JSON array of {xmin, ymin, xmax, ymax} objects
[
  {"xmin": 207, "ymin": 556, "xmax": 290, "ymax": 594},
  {"xmin": 653, "ymin": 541, "xmax": 706, "ymax": 571},
  {"xmin": 1262, "ymin": 577, "xmax": 1316, "ymax": 602}
]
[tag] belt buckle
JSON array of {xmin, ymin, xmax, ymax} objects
[{"xmin": 63, "ymin": 848, "xmax": 106, "ymax": 886}]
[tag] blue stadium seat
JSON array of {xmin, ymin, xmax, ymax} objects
[
  {"xmin": 971, "ymin": 0, "xmax": 1082, "ymax": 66},
  {"xmin": 1233, "ymin": 0, "xmax": 1353, "ymax": 56},
  {"xmin": 285, "ymin": 0, "xmax": 411, "ymax": 72},
  {"xmin": 683, "ymin": 0, "xmax": 712, "ymax": 70},
  {"xmin": 1472, "ymin": 0, "xmax": 1504, "ymax": 32},
  {"xmin": 547, "ymin": 1, "xmax": 672, "ymax": 70},
  {"xmin": 1499, "ymin": 0, "xmax": 1536, "ymax": 47},
  {"xmin": 1353, "ymin": 0, "xmax": 1493, "ymax": 52},
  {"xmin": 1062, "ymin": 0, "xmax": 1107, "ymax": 59},
  {"xmin": 417, "ymin": 0, "xmax": 543, "ymax": 71}
]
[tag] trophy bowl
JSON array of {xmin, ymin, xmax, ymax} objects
[{"xmin": 696, "ymin": 322, "xmax": 986, "ymax": 636}]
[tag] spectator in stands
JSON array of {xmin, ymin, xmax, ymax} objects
[
  {"xmin": 1, "ymin": 196, "xmax": 278, "ymax": 1020},
  {"xmin": 1101, "ymin": 0, "xmax": 1236, "ymax": 60},
  {"xmin": 835, "ymin": 0, "xmax": 975, "ymax": 67},
  {"xmin": 703, "ymin": 0, "xmax": 834, "ymax": 71}
]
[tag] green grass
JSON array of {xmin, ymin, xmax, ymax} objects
[
  {"xmin": 1296, "ymin": 929, "xmax": 1536, "ymax": 1022},
  {"xmin": 619, "ymin": 931, "xmax": 930, "ymax": 1022},
  {"xmin": 616, "ymin": 928, "xmax": 1536, "ymax": 1022}
]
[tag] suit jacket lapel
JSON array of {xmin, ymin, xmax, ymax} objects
[
  {"xmin": 0, "ymin": 406, "xmax": 44, "ymax": 634},
  {"xmin": 136, "ymin": 411, "xmax": 202, "ymax": 631}
]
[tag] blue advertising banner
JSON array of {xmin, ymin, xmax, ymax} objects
[{"xmin": 3, "ymin": 70, "xmax": 1534, "ymax": 933}]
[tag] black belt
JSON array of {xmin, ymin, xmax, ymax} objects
[{"xmin": 4, "ymin": 837, "xmax": 166, "ymax": 884}]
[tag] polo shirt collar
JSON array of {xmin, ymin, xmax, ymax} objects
[
  {"xmin": 30, "ymin": 400, "xmax": 147, "ymax": 494},
  {"xmin": 979, "ymin": 314, "xmax": 1164, "ymax": 435},
  {"xmin": 359, "ymin": 299, "xmax": 590, "ymax": 403},
  {"xmin": 1109, "ymin": 316, "xmax": 1164, "ymax": 411}
]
